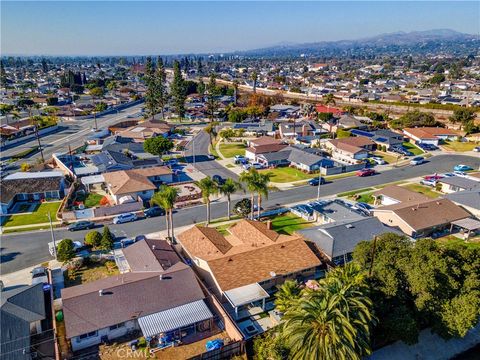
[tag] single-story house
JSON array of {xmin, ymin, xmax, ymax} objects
[
  {"xmin": 114, "ymin": 120, "xmax": 173, "ymax": 141},
  {"xmin": 61, "ymin": 263, "xmax": 212, "ymax": 352},
  {"xmin": 438, "ymin": 176, "xmax": 480, "ymax": 194},
  {"xmin": 373, "ymin": 198, "xmax": 471, "ymax": 238},
  {"xmin": 0, "ymin": 171, "xmax": 65, "ymax": 215},
  {"xmin": 309, "ymin": 200, "xmax": 367, "ymax": 224},
  {"xmin": 445, "ymin": 189, "xmax": 480, "ymax": 218},
  {"xmin": 232, "ymin": 122, "xmax": 274, "ymax": 135},
  {"xmin": 351, "ymin": 129, "xmax": 404, "ymax": 148},
  {"xmin": 299, "ymin": 217, "xmax": 404, "ymax": 265},
  {"xmin": 372, "ymin": 185, "xmax": 430, "ymax": 206},
  {"xmin": 177, "ymin": 220, "xmax": 321, "ymax": 318},
  {"xmin": 1, "ymin": 284, "xmax": 47, "ymax": 360},
  {"xmin": 403, "ymin": 127, "xmax": 459, "ymax": 145},
  {"xmin": 256, "ymin": 146, "xmax": 334, "ymax": 172}
]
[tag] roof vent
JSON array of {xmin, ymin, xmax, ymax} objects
[
  {"xmin": 99, "ymin": 289, "xmax": 104, "ymax": 296},
  {"xmin": 152, "ymin": 245, "xmax": 156, "ymax": 250},
  {"xmin": 159, "ymin": 274, "xmax": 163, "ymax": 280},
  {"xmin": 270, "ymin": 271, "xmax": 277, "ymax": 278}
]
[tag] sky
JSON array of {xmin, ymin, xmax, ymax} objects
[{"xmin": 1, "ymin": 1, "xmax": 479, "ymax": 56}]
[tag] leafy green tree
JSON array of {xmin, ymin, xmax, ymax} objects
[
  {"xmin": 449, "ymin": 108, "xmax": 476, "ymax": 131},
  {"xmin": 253, "ymin": 331, "xmax": 289, "ymax": 360},
  {"xmin": 220, "ymin": 178, "xmax": 243, "ymax": 220},
  {"xmin": 389, "ymin": 110, "xmax": 440, "ymax": 129},
  {"xmin": 274, "ymin": 280, "xmax": 302, "ymax": 314},
  {"xmin": 170, "ymin": 60, "xmax": 186, "ymax": 119},
  {"xmin": 57, "ymin": 239, "xmax": 76, "ymax": 262},
  {"xmin": 195, "ymin": 177, "xmax": 218, "ymax": 225},
  {"xmin": 100, "ymin": 226, "xmax": 115, "ymax": 250},
  {"xmin": 144, "ymin": 56, "xmax": 157, "ymax": 119},
  {"xmin": 233, "ymin": 198, "xmax": 251, "ymax": 218},
  {"xmin": 84, "ymin": 231, "xmax": 102, "ymax": 248},
  {"xmin": 0, "ymin": 103, "xmax": 14, "ymax": 125},
  {"xmin": 143, "ymin": 136, "xmax": 174, "ymax": 157},
  {"xmin": 430, "ymin": 73, "xmax": 445, "ymax": 85},
  {"xmin": 206, "ymin": 73, "xmax": 219, "ymax": 121},
  {"xmin": 155, "ymin": 57, "xmax": 168, "ymax": 119},
  {"xmin": 197, "ymin": 79, "xmax": 205, "ymax": 96}
]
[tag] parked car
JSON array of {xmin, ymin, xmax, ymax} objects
[
  {"xmin": 420, "ymin": 179, "xmax": 437, "ymax": 187},
  {"xmin": 212, "ymin": 174, "xmax": 225, "ymax": 185},
  {"xmin": 242, "ymin": 163, "xmax": 251, "ymax": 170},
  {"xmin": 234, "ymin": 155, "xmax": 247, "ymax": 164},
  {"xmin": 424, "ymin": 174, "xmax": 444, "ymax": 181},
  {"xmin": 308, "ymin": 177, "xmax": 326, "ymax": 186},
  {"xmin": 453, "ymin": 171, "xmax": 468, "ymax": 178},
  {"xmin": 370, "ymin": 156, "xmax": 386, "ymax": 165},
  {"xmin": 251, "ymin": 162, "xmax": 264, "ymax": 170},
  {"xmin": 391, "ymin": 146, "xmax": 413, "ymax": 156},
  {"xmin": 144, "ymin": 206, "xmax": 165, "ymax": 218},
  {"xmin": 453, "ymin": 164, "xmax": 473, "ymax": 172},
  {"xmin": 207, "ymin": 154, "xmax": 215, "ymax": 160},
  {"xmin": 113, "ymin": 213, "xmax": 138, "ymax": 224},
  {"xmin": 474, "ymin": 147, "xmax": 480, "ymax": 152},
  {"xmin": 352, "ymin": 202, "xmax": 372, "ymax": 214},
  {"xmin": 417, "ymin": 143, "xmax": 438, "ymax": 151},
  {"xmin": 68, "ymin": 221, "xmax": 95, "ymax": 231},
  {"xmin": 31, "ymin": 267, "xmax": 48, "ymax": 285},
  {"xmin": 443, "ymin": 172, "xmax": 456, "ymax": 177},
  {"xmin": 356, "ymin": 169, "xmax": 376, "ymax": 177},
  {"xmin": 410, "ymin": 157, "xmax": 425, "ymax": 165}
]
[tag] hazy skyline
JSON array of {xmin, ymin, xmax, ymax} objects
[{"xmin": 1, "ymin": 1, "xmax": 479, "ymax": 56}]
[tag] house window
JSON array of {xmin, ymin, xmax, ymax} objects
[
  {"xmin": 79, "ymin": 331, "xmax": 97, "ymax": 340},
  {"xmin": 109, "ymin": 322, "xmax": 125, "ymax": 330}
]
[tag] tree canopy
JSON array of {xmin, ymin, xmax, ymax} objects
[{"xmin": 143, "ymin": 136, "xmax": 174, "ymax": 157}]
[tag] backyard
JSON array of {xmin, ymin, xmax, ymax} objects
[
  {"xmin": 402, "ymin": 183, "xmax": 441, "ymax": 198},
  {"xmin": 83, "ymin": 193, "xmax": 104, "ymax": 208},
  {"xmin": 218, "ymin": 142, "xmax": 246, "ymax": 158},
  {"xmin": 338, "ymin": 188, "xmax": 376, "ymax": 204},
  {"xmin": 435, "ymin": 235, "xmax": 480, "ymax": 250},
  {"xmin": 2, "ymin": 201, "xmax": 62, "ymax": 228},
  {"xmin": 64, "ymin": 258, "xmax": 119, "ymax": 287},
  {"xmin": 259, "ymin": 167, "xmax": 317, "ymax": 183},
  {"xmin": 402, "ymin": 142, "xmax": 424, "ymax": 155},
  {"xmin": 270, "ymin": 213, "xmax": 313, "ymax": 235},
  {"xmin": 442, "ymin": 141, "xmax": 478, "ymax": 152}
]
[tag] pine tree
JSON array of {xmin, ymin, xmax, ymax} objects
[
  {"xmin": 170, "ymin": 60, "xmax": 186, "ymax": 119},
  {"xmin": 155, "ymin": 57, "xmax": 168, "ymax": 119},
  {"xmin": 100, "ymin": 226, "xmax": 114, "ymax": 250},
  {"xmin": 196, "ymin": 58, "xmax": 203, "ymax": 76},
  {"xmin": 144, "ymin": 56, "xmax": 157, "ymax": 120},
  {"xmin": 206, "ymin": 73, "xmax": 219, "ymax": 121},
  {"xmin": 0, "ymin": 60, "xmax": 7, "ymax": 87}
]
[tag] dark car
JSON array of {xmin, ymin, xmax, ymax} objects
[
  {"xmin": 144, "ymin": 206, "xmax": 166, "ymax": 218},
  {"xmin": 356, "ymin": 168, "xmax": 376, "ymax": 177},
  {"xmin": 68, "ymin": 221, "xmax": 95, "ymax": 231},
  {"xmin": 212, "ymin": 175, "xmax": 225, "ymax": 185},
  {"xmin": 308, "ymin": 177, "xmax": 326, "ymax": 186}
]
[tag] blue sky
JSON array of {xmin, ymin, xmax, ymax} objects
[{"xmin": 1, "ymin": 1, "xmax": 479, "ymax": 55}]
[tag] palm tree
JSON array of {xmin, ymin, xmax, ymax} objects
[
  {"xmin": 239, "ymin": 168, "xmax": 259, "ymax": 220},
  {"xmin": 251, "ymin": 71, "xmax": 258, "ymax": 93},
  {"xmin": 204, "ymin": 122, "xmax": 218, "ymax": 147},
  {"xmin": 274, "ymin": 280, "xmax": 302, "ymax": 314},
  {"xmin": 254, "ymin": 172, "xmax": 271, "ymax": 219},
  {"xmin": 151, "ymin": 185, "xmax": 179, "ymax": 241},
  {"xmin": 220, "ymin": 178, "xmax": 243, "ymax": 220},
  {"xmin": 195, "ymin": 177, "xmax": 218, "ymax": 225},
  {"xmin": 281, "ymin": 263, "xmax": 376, "ymax": 360},
  {"xmin": 232, "ymin": 79, "xmax": 239, "ymax": 106}
]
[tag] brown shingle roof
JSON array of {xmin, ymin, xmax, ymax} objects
[
  {"xmin": 103, "ymin": 170, "xmax": 156, "ymax": 195},
  {"xmin": 132, "ymin": 166, "xmax": 173, "ymax": 177},
  {"xmin": 372, "ymin": 185, "xmax": 430, "ymax": 204},
  {"xmin": 404, "ymin": 127, "xmax": 459, "ymax": 139},
  {"xmin": 61, "ymin": 264, "xmax": 205, "ymax": 338},
  {"xmin": 0, "ymin": 177, "xmax": 63, "ymax": 204},
  {"xmin": 250, "ymin": 136, "xmax": 282, "ymax": 147},
  {"xmin": 229, "ymin": 219, "xmax": 279, "ymax": 244},
  {"xmin": 245, "ymin": 143, "xmax": 288, "ymax": 154},
  {"xmin": 328, "ymin": 139, "xmax": 367, "ymax": 155},
  {"xmin": 122, "ymin": 239, "xmax": 181, "ymax": 272},
  {"xmin": 177, "ymin": 226, "xmax": 233, "ymax": 260}
]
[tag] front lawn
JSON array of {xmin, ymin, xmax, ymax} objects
[
  {"xmin": 402, "ymin": 142, "xmax": 424, "ymax": 155},
  {"xmin": 3, "ymin": 201, "xmax": 62, "ymax": 227},
  {"xmin": 373, "ymin": 151, "xmax": 400, "ymax": 164},
  {"xmin": 436, "ymin": 235, "xmax": 480, "ymax": 250},
  {"xmin": 259, "ymin": 167, "xmax": 318, "ymax": 183},
  {"xmin": 442, "ymin": 141, "xmax": 478, "ymax": 152},
  {"xmin": 64, "ymin": 258, "xmax": 119, "ymax": 287},
  {"xmin": 218, "ymin": 142, "xmax": 246, "ymax": 158},
  {"xmin": 270, "ymin": 213, "xmax": 313, "ymax": 235},
  {"xmin": 402, "ymin": 183, "xmax": 441, "ymax": 198}
]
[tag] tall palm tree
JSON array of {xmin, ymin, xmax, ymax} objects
[
  {"xmin": 274, "ymin": 280, "xmax": 302, "ymax": 314},
  {"xmin": 151, "ymin": 185, "xmax": 179, "ymax": 241},
  {"xmin": 232, "ymin": 79, "xmax": 239, "ymax": 106},
  {"xmin": 251, "ymin": 71, "xmax": 258, "ymax": 93},
  {"xmin": 239, "ymin": 168, "xmax": 259, "ymax": 220},
  {"xmin": 281, "ymin": 263, "xmax": 376, "ymax": 360},
  {"xmin": 195, "ymin": 177, "xmax": 218, "ymax": 225},
  {"xmin": 254, "ymin": 172, "xmax": 271, "ymax": 219},
  {"xmin": 220, "ymin": 178, "xmax": 243, "ymax": 220}
]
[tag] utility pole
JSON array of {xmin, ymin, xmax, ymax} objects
[
  {"xmin": 192, "ymin": 137, "xmax": 196, "ymax": 166},
  {"xmin": 316, "ymin": 174, "xmax": 322, "ymax": 200},
  {"xmin": 35, "ymin": 126, "xmax": 45, "ymax": 163},
  {"xmin": 368, "ymin": 236, "xmax": 378, "ymax": 277},
  {"xmin": 47, "ymin": 212, "xmax": 57, "ymax": 260}
]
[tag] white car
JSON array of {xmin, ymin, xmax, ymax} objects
[
  {"xmin": 410, "ymin": 157, "xmax": 425, "ymax": 166},
  {"xmin": 420, "ymin": 179, "xmax": 437, "ymax": 187},
  {"xmin": 113, "ymin": 213, "xmax": 138, "ymax": 224},
  {"xmin": 31, "ymin": 267, "xmax": 48, "ymax": 285},
  {"xmin": 370, "ymin": 157, "xmax": 386, "ymax": 165},
  {"xmin": 453, "ymin": 171, "xmax": 468, "ymax": 178},
  {"xmin": 251, "ymin": 162, "xmax": 264, "ymax": 169}
]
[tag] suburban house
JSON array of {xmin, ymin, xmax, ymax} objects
[
  {"xmin": 1, "ymin": 284, "xmax": 47, "ymax": 360},
  {"xmin": 299, "ymin": 217, "xmax": 403, "ymax": 265},
  {"xmin": 232, "ymin": 122, "xmax": 274, "ymax": 136},
  {"xmin": 437, "ymin": 177, "xmax": 480, "ymax": 194},
  {"xmin": 325, "ymin": 137, "xmax": 375, "ymax": 162},
  {"xmin": 403, "ymin": 127, "xmax": 459, "ymax": 145},
  {"xmin": 256, "ymin": 146, "xmax": 334, "ymax": 172},
  {"xmin": 176, "ymin": 220, "xmax": 321, "ymax": 318},
  {"xmin": 121, "ymin": 238, "xmax": 181, "ymax": 273},
  {"xmin": 351, "ymin": 129, "xmax": 404, "ymax": 148},
  {"xmin": 62, "ymin": 262, "xmax": 213, "ymax": 352},
  {"xmin": 114, "ymin": 120, "xmax": 173, "ymax": 141},
  {"xmin": 445, "ymin": 189, "xmax": 480, "ymax": 218},
  {"xmin": 372, "ymin": 185, "xmax": 430, "ymax": 206},
  {"xmin": 0, "ymin": 171, "xmax": 65, "ymax": 215},
  {"xmin": 269, "ymin": 104, "xmax": 300, "ymax": 118},
  {"xmin": 90, "ymin": 150, "xmax": 164, "ymax": 174},
  {"xmin": 278, "ymin": 121, "xmax": 324, "ymax": 140},
  {"xmin": 373, "ymin": 198, "xmax": 471, "ymax": 238},
  {"xmin": 308, "ymin": 200, "xmax": 367, "ymax": 224},
  {"xmin": 245, "ymin": 136, "xmax": 288, "ymax": 161},
  {"xmin": 103, "ymin": 166, "xmax": 173, "ymax": 205}
]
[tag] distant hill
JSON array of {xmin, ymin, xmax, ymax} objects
[{"xmin": 239, "ymin": 29, "xmax": 479, "ymax": 57}]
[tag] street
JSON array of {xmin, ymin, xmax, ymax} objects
[{"xmin": 1, "ymin": 153, "xmax": 478, "ymax": 275}]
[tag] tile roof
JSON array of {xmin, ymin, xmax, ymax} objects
[
  {"xmin": 61, "ymin": 264, "xmax": 205, "ymax": 338},
  {"xmin": 103, "ymin": 170, "xmax": 156, "ymax": 195}
]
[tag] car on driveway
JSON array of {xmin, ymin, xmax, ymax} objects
[
  {"xmin": 234, "ymin": 155, "xmax": 247, "ymax": 164},
  {"xmin": 453, "ymin": 164, "xmax": 473, "ymax": 172},
  {"xmin": 68, "ymin": 221, "xmax": 95, "ymax": 231},
  {"xmin": 352, "ymin": 202, "xmax": 372, "ymax": 215},
  {"xmin": 370, "ymin": 156, "xmax": 386, "ymax": 165},
  {"xmin": 144, "ymin": 206, "xmax": 166, "ymax": 218},
  {"xmin": 251, "ymin": 162, "xmax": 264, "ymax": 170},
  {"xmin": 113, "ymin": 212, "xmax": 138, "ymax": 224},
  {"xmin": 424, "ymin": 174, "xmax": 444, "ymax": 181},
  {"xmin": 410, "ymin": 157, "xmax": 425, "ymax": 165},
  {"xmin": 420, "ymin": 179, "xmax": 437, "ymax": 187},
  {"xmin": 308, "ymin": 177, "xmax": 326, "ymax": 186},
  {"xmin": 31, "ymin": 267, "xmax": 48, "ymax": 285},
  {"xmin": 356, "ymin": 169, "xmax": 375, "ymax": 177},
  {"xmin": 453, "ymin": 171, "xmax": 468, "ymax": 178},
  {"xmin": 212, "ymin": 174, "xmax": 225, "ymax": 185},
  {"xmin": 474, "ymin": 147, "xmax": 480, "ymax": 152}
]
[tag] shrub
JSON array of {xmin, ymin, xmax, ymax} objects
[
  {"xmin": 20, "ymin": 163, "xmax": 32, "ymax": 172},
  {"xmin": 84, "ymin": 231, "xmax": 102, "ymax": 248},
  {"xmin": 100, "ymin": 226, "xmax": 115, "ymax": 250},
  {"xmin": 57, "ymin": 239, "xmax": 75, "ymax": 262}
]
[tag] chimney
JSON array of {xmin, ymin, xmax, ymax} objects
[
  {"xmin": 266, "ymin": 220, "xmax": 272, "ymax": 230},
  {"xmin": 99, "ymin": 289, "xmax": 104, "ymax": 296}
]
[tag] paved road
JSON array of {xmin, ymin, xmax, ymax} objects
[
  {"xmin": 1, "ymin": 154, "xmax": 478, "ymax": 275},
  {"xmin": 1, "ymin": 104, "xmax": 144, "ymax": 170}
]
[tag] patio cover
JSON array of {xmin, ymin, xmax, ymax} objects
[
  {"xmin": 224, "ymin": 283, "xmax": 269, "ymax": 308},
  {"xmin": 80, "ymin": 174, "xmax": 105, "ymax": 186},
  {"xmin": 138, "ymin": 300, "xmax": 213, "ymax": 337},
  {"xmin": 451, "ymin": 218, "xmax": 480, "ymax": 231}
]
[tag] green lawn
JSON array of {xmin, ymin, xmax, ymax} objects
[
  {"xmin": 270, "ymin": 213, "xmax": 313, "ymax": 235},
  {"xmin": 84, "ymin": 193, "xmax": 103, "ymax": 208},
  {"xmin": 402, "ymin": 183, "xmax": 441, "ymax": 198},
  {"xmin": 403, "ymin": 142, "xmax": 424, "ymax": 155},
  {"xmin": 3, "ymin": 201, "xmax": 62, "ymax": 228},
  {"xmin": 218, "ymin": 142, "xmax": 246, "ymax": 158},
  {"xmin": 442, "ymin": 141, "xmax": 478, "ymax": 152},
  {"xmin": 337, "ymin": 188, "xmax": 375, "ymax": 198},
  {"xmin": 436, "ymin": 235, "xmax": 480, "ymax": 250},
  {"xmin": 338, "ymin": 188, "xmax": 377, "ymax": 204},
  {"xmin": 259, "ymin": 167, "xmax": 318, "ymax": 183}
]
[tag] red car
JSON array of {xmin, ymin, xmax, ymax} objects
[
  {"xmin": 356, "ymin": 169, "xmax": 376, "ymax": 177},
  {"xmin": 424, "ymin": 174, "xmax": 444, "ymax": 181}
]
